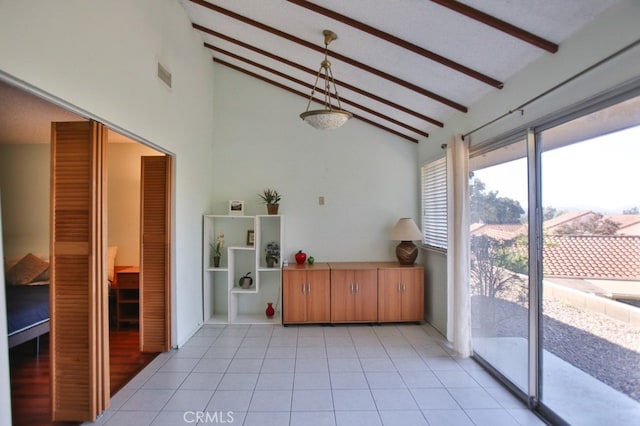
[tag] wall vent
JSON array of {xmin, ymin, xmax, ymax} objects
[{"xmin": 157, "ymin": 62, "xmax": 172, "ymax": 88}]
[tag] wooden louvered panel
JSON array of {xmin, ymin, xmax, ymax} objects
[
  {"xmin": 50, "ymin": 121, "xmax": 109, "ymax": 421},
  {"xmin": 51, "ymin": 256, "xmax": 90, "ymax": 418},
  {"xmin": 140, "ymin": 156, "xmax": 171, "ymax": 353}
]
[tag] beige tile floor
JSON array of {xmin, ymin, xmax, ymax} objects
[{"xmin": 86, "ymin": 323, "xmax": 546, "ymax": 426}]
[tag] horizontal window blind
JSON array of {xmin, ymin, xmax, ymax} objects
[{"xmin": 421, "ymin": 157, "xmax": 447, "ymax": 249}]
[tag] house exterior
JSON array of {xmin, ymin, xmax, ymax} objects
[{"xmin": 471, "ymin": 211, "xmax": 640, "ymax": 304}]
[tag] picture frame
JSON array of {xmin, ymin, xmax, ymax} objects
[
  {"xmin": 246, "ymin": 230, "xmax": 255, "ymax": 246},
  {"xmin": 228, "ymin": 200, "xmax": 244, "ymax": 216}
]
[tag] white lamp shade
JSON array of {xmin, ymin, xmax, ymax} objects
[
  {"xmin": 389, "ymin": 218, "xmax": 422, "ymax": 241},
  {"xmin": 300, "ymin": 109, "xmax": 352, "ymax": 130}
]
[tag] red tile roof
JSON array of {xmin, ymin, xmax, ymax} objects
[
  {"xmin": 543, "ymin": 211, "xmax": 595, "ymax": 230},
  {"xmin": 471, "ymin": 212, "xmax": 640, "ymax": 280},
  {"xmin": 606, "ymin": 214, "xmax": 640, "ymax": 235},
  {"xmin": 470, "ymin": 223, "xmax": 526, "ymax": 241},
  {"xmin": 543, "ymin": 235, "xmax": 640, "ymax": 279}
]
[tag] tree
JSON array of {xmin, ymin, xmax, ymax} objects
[
  {"xmin": 543, "ymin": 206, "xmax": 564, "ymax": 221},
  {"xmin": 623, "ymin": 206, "xmax": 639, "ymax": 215},
  {"xmin": 469, "ymin": 176, "xmax": 527, "ymax": 303},
  {"xmin": 470, "ymin": 234, "xmax": 526, "ymax": 300},
  {"xmin": 470, "ymin": 177, "xmax": 525, "ymax": 224}
]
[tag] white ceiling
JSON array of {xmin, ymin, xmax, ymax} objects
[{"xmin": 0, "ymin": 0, "xmax": 623, "ymax": 144}]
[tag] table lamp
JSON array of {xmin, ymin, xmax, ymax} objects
[{"xmin": 389, "ymin": 218, "xmax": 422, "ymax": 265}]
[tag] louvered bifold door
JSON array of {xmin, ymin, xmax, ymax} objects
[
  {"xmin": 140, "ymin": 156, "xmax": 171, "ymax": 352},
  {"xmin": 50, "ymin": 121, "xmax": 109, "ymax": 421}
]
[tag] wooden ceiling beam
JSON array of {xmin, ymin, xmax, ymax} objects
[
  {"xmin": 287, "ymin": 0, "xmax": 503, "ymax": 88},
  {"xmin": 431, "ymin": 0, "xmax": 558, "ymax": 53},
  {"xmin": 194, "ymin": 23, "xmax": 443, "ymax": 128},
  {"xmin": 188, "ymin": 0, "xmax": 467, "ymax": 112},
  {"xmin": 214, "ymin": 58, "xmax": 420, "ymax": 143},
  {"xmin": 207, "ymin": 43, "xmax": 429, "ymax": 138}
]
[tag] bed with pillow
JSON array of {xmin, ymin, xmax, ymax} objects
[
  {"xmin": 4, "ymin": 253, "xmax": 51, "ymax": 351},
  {"xmin": 5, "ymin": 247, "xmax": 118, "ymax": 352}
]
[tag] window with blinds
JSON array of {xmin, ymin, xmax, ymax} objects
[{"xmin": 421, "ymin": 157, "xmax": 447, "ymax": 249}]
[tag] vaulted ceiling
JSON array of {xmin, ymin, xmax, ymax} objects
[
  {"xmin": 0, "ymin": 1, "xmax": 624, "ymax": 145},
  {"xmin": 179, "ymin": 0, "xmax": 621, "ymax": 142}
]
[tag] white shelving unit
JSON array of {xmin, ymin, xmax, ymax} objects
[{"xmin": 203, "ymin": 214, "xmax": 283, "ymax": 324}]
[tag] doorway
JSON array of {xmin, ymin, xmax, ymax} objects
[{"xmin": 0, "ymin": 79, "xmax": 173, "ymax": 422}]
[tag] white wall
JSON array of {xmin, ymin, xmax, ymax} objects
[
  {"xmin": 0, "ymin": 0, "xmax": 216, "ymax": 346},
  {"xmin": 211, "ymin": 64, "xmax": 421, "ymax": 263},
  {"xmin": 0, "ymin": 144, "xmax": 49, "ymax": 260},
  {"xmin": 418, "ymin": 0, "xmax": 640, "ymax": 337}
]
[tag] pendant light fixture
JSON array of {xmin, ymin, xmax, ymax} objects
[{"xmin": 300, "ymin": 29, "xmax": 352, "ymax": 130}]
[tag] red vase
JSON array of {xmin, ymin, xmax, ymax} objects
[
  {"xmin": 265, "ymin": 302, "xmax": 275, "ymax": 319},
  {"xmin": 295, "ymin": 250, "xmax": 307, "ymax": 265}
]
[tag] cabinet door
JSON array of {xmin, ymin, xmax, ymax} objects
[
  {"xmin": 283, "ymin": 270, "xmax": 307, "ymax": 323},
  {"xmin": 400, "ymin": 269, "xmax": 424, "ymax": 321},
  {"xmin": 353, "ymin": 270, "xmax": 378, "ymax": 322},
  {"xmin": 306, "ymin": 269, "xmax": 331, "ymax": 323},
  {"xmin": 330, "ymin": 270, "xmax": 353, "ymax": 322},
  {"xmin": 377, "ymin": 269, "xmax": 403, "ymax": 322}
]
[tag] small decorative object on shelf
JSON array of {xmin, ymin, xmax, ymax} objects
[
  {"xmin": 265, "ymin": 242, "xmax": 280, "ymax": 268},
  {"xmin": 211, "ymin": 232, "xmax": 224, "ymax": 267},
  {"xmin": 258, "ymin": 188, "xmax": 281, "ymax": 215},
  {"xmin": 295, "ymin": 250, "xmax": 307, "ymax": 265},
  {"xmin": 238, "ymin": 272, "xmax": 253, "ymax": 289},
  {"xmin": 265, "ymin": 302, "xmax": 275, "ymax": 319},
  {"xmin": 247, "ymin": 230, "xmax": 255, "ymax": 246},
  {"xmin": 228, "ymin": 200, "xmax": 244, "ymax": 216},
  {"xmin": 307, "ymin": 256, "xmax": 315, "ymax": 265}
]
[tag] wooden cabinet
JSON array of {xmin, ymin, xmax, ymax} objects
[
  {"xmin": 281, "ymin": 262, "xmax": 424, "ymax": 325},
  {"xmin": 283, "ymin": 264, "xmax": 330, "ymax": 324},
  {"xmin": 115, "ymin": 266, "xmax": 140, "ymax": 328},
  {"xmin": 330, "ymin": 263, "xmax": 378, "ymax": 323},
  {"xmin": 377, "ymin": 264, "xmax": 424, "ymax": 322}
]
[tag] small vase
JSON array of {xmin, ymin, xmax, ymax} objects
[
  {"xmin": 266, "ymin": 256, "xmax": 276, "ymax": 268},
  {"xmin": 265, "ymin": 302, "xmax": 275, "ymax": 319},
  {"xmin": 266, "ymin": 203, "xmax": 279, "ymax": 215},
  {"xmin": 213, "ymin": 256, "xmax": 220, "ymax": 268}
]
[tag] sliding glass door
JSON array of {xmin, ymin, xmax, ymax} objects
[
  {"xmin": 538, "ymin": 97, "xmax": 640, "ymax": 424},
  {"xmin": 469, "ymin": 137, "xmax": 529, "ymax": 394},
  {"xmin": 469, "ymin": 92, "xmax": 640, "ymax": 425}
]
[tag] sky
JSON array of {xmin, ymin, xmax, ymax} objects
[{"xmin": 473, "ymin": 125, "xmax": 640, "ymax": 214}]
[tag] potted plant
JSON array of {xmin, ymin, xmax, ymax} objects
[
  {"xmin": 210, "ymin": 232, "xmax": 224, "ymax": 267},
  {"xmin": 265, "ymin": 241, "xmax": 280, "ymax": 268},
  {"xmin": 258, "ymin": 188, "xmax": 281, "ymax": 215}
]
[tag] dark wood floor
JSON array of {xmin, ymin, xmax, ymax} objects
[{"xmin": 9, "ymin": 326, "xmax": 158, "ymax": 426}]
